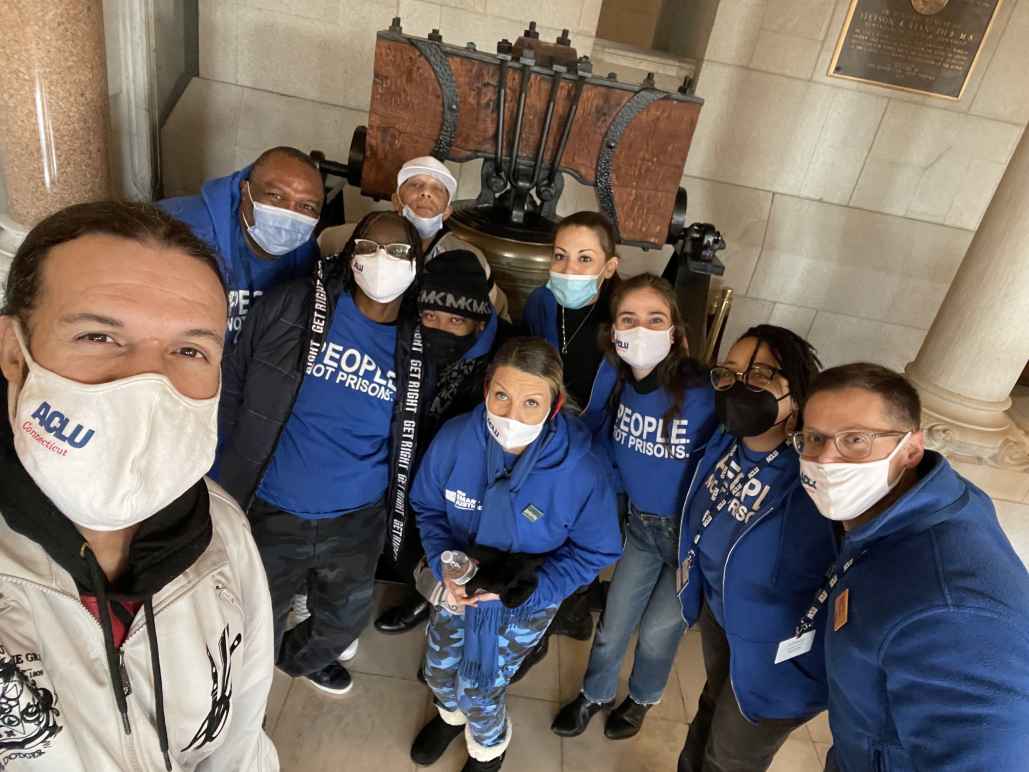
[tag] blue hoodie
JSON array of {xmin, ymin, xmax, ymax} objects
[
  {"xmin": 678, "ymin": 428, "xmax": 837, "ymax": 721},
  {"xmin": 821, "ymin": 452, "xmax": 1029, "ymax": 772},
  {"xmin": 410, "ymin": 404, "xmax": 623, "ymax": 609},
  {"xmin": 158, "ymin": 166, "xmax": 317, "ymax": 344},
  {"xmin": 522, "ymin": 285, "xmax": 618, "ymax": 435}
]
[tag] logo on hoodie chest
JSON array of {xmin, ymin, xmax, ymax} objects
[
  {"xmin": 445, "ymin": 489, "xmax": 481, "ymax": 511},
  {"xmin": 0, "ymin": 644, "xmax": 63, "ymax": 764},
  {"xmin": 27, "ymin": 402, "xmax": 95, "ymax": 449}
]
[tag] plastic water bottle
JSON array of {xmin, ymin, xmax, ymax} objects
[{"xmin": 441, "ymin": 550, "xmax": 477, "ymax": 614}]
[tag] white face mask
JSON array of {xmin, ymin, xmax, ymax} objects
[
  {"xmin": 352, "ymin": 249, "xmax": 417, "ymax": 303},
  {"xmin": 799, "ymin": 433, "xmax": 911, "ymax": 522},
  {"xmin": 7, "ymin": 324, "xmax": 218, "ymax": 532},
  {"xmin": 402, "ymin": 205, "xmax": 445, "ymax": 240},
  {"xmin": 613, "ymin": 326, "xmax": 674, "ymax": 371},
  {"xmin": 485, "ymin": 408, "xmax": 546, "ymax": 452},
  {"xmin": 243, "ymin": 182, "xmax": 318, "ymax": 256}
]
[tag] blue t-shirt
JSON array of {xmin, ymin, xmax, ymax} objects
[
  {"xmin": 610, "ymin": 379, "xmax": 717, "ymax": 517},
  {"xmin": 694, "ymin": 441, "xmax": 794, "ymax": 626},
  {"xmin": 224, "ymin": 223, "xmax": 311, "ymax": 343},
  {"xmin": 257, "ymin": 291, "xmax": 398, "ymax": 517}
]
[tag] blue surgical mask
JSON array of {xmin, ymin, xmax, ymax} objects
[
  {"xmin": 243, "ymin": 181, "xmax": 317, "ymax": 256},
  {"xmin": 546, "ymin": 271, "xmax": 601, "ymax": 310},
  {"xmin": 402, "ymin": 205, "xmax": 445, "ymax": 240}
]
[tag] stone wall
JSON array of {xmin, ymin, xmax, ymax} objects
[{"xmin": 162, "ymin": 0, "xmax": 1029, "ymax": 374}]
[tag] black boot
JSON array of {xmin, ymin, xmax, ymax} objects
[
  {"xmin": 551, "ymin": 693, "xmax": 614, "ymax": 737},
  {"xmin": 604, "ymin": 697, "xmax": 652, "ymax": 740},
  {"xmin": 461, "ymin": 753, "xmax": 505, "ymax": 771},
  {"xmin": 510, "ymin": 633, "xmax": 549, "ymax": 684},
  {"xmin": 375, "ymin": 598, "xmax": 430, "ymax": 634},
  {"xmin": 548, "ymin": 590, "xmax": 594, "ymax": 641},
  {"xmin": 411, "ymin": 716, "xmax": 464, "ymax": 766}
]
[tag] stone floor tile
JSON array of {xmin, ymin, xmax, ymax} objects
[
  {"xmin": 561, "ymin": 715, "xmax": 687, "ymax": 772},
  {"xmin": 265, "ymin": 667, "xmax": 293, "ymax": 734},
  {"xmin": 769, "ymin": 736, "xmax": 824, "ymax": 771},
  {"xmin": 271, "ymin": 670, "xmax": 430, "ymax": 772},
  {"xmin": 806, "ymin": 710, "xmax": 833, "ymax": 744},
  {"xmin": 508, "ymin": 633, "xmax": 561, "ymax": 701},
  {"xmin": 675, "ymin": 631, "xmax": 706, "ymax": 722}
]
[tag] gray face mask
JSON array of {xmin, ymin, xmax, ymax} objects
[{"xmin": 243, "ymin": 182, "xmax": 317, "ymax": 255}]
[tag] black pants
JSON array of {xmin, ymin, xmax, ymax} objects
[
  {"xmin": 249, "ymin": 496, "xmax": 387, "ymax": 677},
  {"xmin": 678, "ymin": 602, "xmax": 808, "ymax": 772}
]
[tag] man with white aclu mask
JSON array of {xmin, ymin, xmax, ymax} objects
[
  {"xmin": 791, "ymin": 363, "xmax": 1029, "ymax": 772},
  {"xmin": 160, "ymin": 146, "xmax": 324, "ymax": 347},
  {"xmin": 217, "ymin": 211, "xmax": 422, "ymax": 696},
  {"xmin": 0, "ymin": 202, "xmax": 278, "ymax": 771},
  {"xmin": 319, "ymin": 155, "xmax": 510, "ymax": 320}
]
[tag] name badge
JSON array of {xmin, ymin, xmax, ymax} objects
[
  {"xmin": 521, "ymin": 504, "xmax": 544, "ymax": 522},
  {"xmin": 774, "ymin": 630, "xmax": 815, "ymax": 664}
]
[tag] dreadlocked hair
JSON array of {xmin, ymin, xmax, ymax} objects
[
  {"xmin": 598, "ymin": 273, "xmax": 708, "ymax": 429},
  {"xmin": 736, "ymin": 324, "xmax": 822, "ymax": 421}
]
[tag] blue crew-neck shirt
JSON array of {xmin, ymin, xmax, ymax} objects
[
  {"xmin": 611, "ymin": 378, "xmax": 717, "ymax": 517},
  {"xmin": 257, "ymin": 291, "xmax": 398, "ymax": 517},
  {"xmin": 694, "ymin": 440, "xmax": 794, "ymax": 626},
  {"xmin": 224, "ymin": 222, "xmax": 312, "ymax": 343}
]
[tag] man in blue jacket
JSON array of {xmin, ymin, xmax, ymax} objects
[
  {"xmin": 158, "ymin": 146, "xmax": 324, "ymax": 347},
  {"xmin": 792, "ymin": 363, "xmax": 1029, "ymax": 772}
]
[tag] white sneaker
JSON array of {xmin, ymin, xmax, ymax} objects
[
  {"xmin": 338, "ymin": 638, "xmax": 360, "ymax": 662},
  {"xmin": 287, "ymin": 594, "xmax": 311, "ymax": 630}
]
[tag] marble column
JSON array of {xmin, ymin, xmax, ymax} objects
[
  {"xmin": 905, "ymin": 126, "xmax": 1029, "ymax": 471},
  {"xmin": 0, "ymin": 0, "xmax": 112, "ymax": 237}
]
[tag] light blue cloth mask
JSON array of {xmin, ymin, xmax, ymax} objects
[
  {"xmin": 546, "ymin": 271, "xmax": 601, "ymax": 310},
  {"xmin": 244, "ymin": 182, "xmax": 317, "ymax": 256}
]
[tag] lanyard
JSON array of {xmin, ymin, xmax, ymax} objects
[
  {"xmin": 677, "ymin": 443, "xmax": 779, "ymax": 589},
  {"xmin": 794, "ymin": 554, "xmax": 859, "ymax": 637}
]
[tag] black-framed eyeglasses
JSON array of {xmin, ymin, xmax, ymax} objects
[
  {"xmin": 788, "ymin": 429, "xmax": 909, "ymax": 461},
  {"xmin": 352, "ymin": 238, "xmax": 413, "ymax": 259},
  {"xmin": 710, "ymin": 364, "xmax": 782, "ymax": 392}
]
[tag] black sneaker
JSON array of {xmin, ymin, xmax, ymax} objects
[
  {"xmin": 461, "ymin": 753, "xmax": 505, "ymax": 771},
  {"xmin": 551, "ymin": 693, "xmax": 614, "ymax": 737},
  {"xmin": 305, "ymin": 661, "xmax": 353, "ymax": 695},
  {"xmin": 411, "ymin": 716, "xmax": 464, "ymax": 766},
  {"xmin": 375, "ymin": 598, "xmax": 431, "ymax": 634},
  {"xmin": 604, "ymin": 696, "xmax": 651, "ymax": 740}
]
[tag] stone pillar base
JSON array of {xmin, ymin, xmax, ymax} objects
[{"xmin": 907, "ymin": 363, "xmax": 1029, "ymax": 472}]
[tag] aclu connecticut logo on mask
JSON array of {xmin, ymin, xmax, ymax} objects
[{"xmin": 21, "ymin": 401, "xmax": 95, "ymax": 457}]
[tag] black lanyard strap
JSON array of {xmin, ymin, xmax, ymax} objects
[{"xmin": 794, "ymin": 555, "xmax": 857, "ymax": 637}]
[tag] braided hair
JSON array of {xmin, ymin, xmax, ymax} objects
[{"xmin": 736, "ymin": 324, "xmax": 822, "ymax": 416}]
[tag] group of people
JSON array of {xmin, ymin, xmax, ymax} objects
[{"xmin": 0, "ymin": 143, "xmax": 1027, "ymax": 772}]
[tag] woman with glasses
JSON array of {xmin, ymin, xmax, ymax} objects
[
  {"xmin": 217, "ymin": 211, "xmax": 421, "ymax": 694},
  {"xmin": 675, "ymin": 325, "xmax": 837, "ymax": 772},
  {"xmin": 552, "ymin": 273, "xmax": 719, "ymax": 741}
]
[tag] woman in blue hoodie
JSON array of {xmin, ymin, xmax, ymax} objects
[
  {"xmin": 408, "ymin": 337, "xmax": 622, "ymax": 772},
  {"xmin": 676, "ymin": 325, "xmax": 837, "ymax": 772},
  {"xmin": 552, "ymin": 273, "xmax": 719, "ymax": 740}
]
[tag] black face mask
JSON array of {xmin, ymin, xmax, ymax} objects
[
  {"xmin": 422, "ymin": 325, "xmax": 476, "ymax": 365},
  {"xmin": 715, "ymin": 382, "xmax": 790, "ymax": 438}
]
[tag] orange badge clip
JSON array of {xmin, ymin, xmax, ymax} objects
[{"xmin": 833, "ymin": 588, "xmax": 850, "ymax": 632}]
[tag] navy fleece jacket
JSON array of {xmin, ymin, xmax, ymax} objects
[
  {"xmin": 823, "ymin": 452, "xmax": 1029, "ymax": 772},
  {"xmin": 410, "ymin": 405, "xmax": 623, "ymax": 610},
  {"xmin": 678, "ymin": 428, "xmax": 837, "ymax": 721}
]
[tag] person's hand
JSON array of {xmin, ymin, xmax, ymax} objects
[{"xmin": 443, "ymin": 577, "xmax": 500, "ymax": 608}]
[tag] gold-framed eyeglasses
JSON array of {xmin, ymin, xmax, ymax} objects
[
  {"xmin": 352, "ymin": 238, "xmax": 413, "ymax": 259},
  {"xmin": 788, "ymin": 429, "xmax": 908, "ymax": 461},
  {"xmin": 710, "ymin": 364, "xmax": 781, "ymax": 392}
]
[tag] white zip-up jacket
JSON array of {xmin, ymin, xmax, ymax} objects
[{"xmin": 0, "ymin": 480, "xmax": 279, "ymax": 771}]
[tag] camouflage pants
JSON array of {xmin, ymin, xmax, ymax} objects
[{"xmin": 424, "ymin": 604, "xmax": 557, "ymax": 750}]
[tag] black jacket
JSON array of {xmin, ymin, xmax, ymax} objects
[{"xmin": 215, "ymin": 256, "xmax": 419, "ymax": 510}]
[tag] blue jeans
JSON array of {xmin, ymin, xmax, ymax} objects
[{"xmin": 582, "ymin": 506, "xmax": 687, "ymax": 705}]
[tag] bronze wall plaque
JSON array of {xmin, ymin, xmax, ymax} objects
[{"xmin": 829, "ymin": 0, "xmax": 1003, "ymax": 99}]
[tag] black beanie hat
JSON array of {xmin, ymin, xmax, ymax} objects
[{"xmin": 418, "ymin": 249, "xmax": 493, "ymax": 322}]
